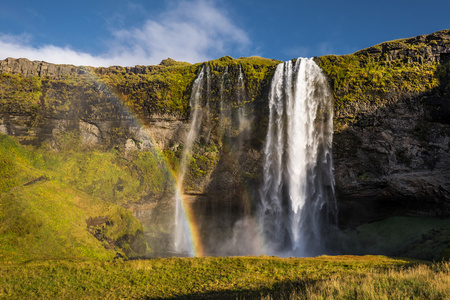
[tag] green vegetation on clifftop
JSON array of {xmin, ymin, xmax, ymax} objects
[
  {"xmin": 316, "ymin": 29, "xmax": 450, "ymax": 130},
  {"xmin": 98, "ymin": 59, "xmax": 198, "ymax": 117},
  {"xmin": 317, "ymin": 53, "xmax": 438, "ymax": 130}
]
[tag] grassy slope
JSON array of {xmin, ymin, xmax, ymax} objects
[
  {"xmin": 1, "ymin": 256, "xmax": 448, "ymax": 299},
  {"xmin": 0, "ymin": 134, "xmax": 146, "ymax": 262}
]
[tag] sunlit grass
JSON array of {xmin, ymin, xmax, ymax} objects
[
  {"xmin": 277, "ymin": 262, "xmax": 450, "ymax": 300},
  {"xmin": 1, "ymin": 255, "xmax": 447, "ymax": 299}
]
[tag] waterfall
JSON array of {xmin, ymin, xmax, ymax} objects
[
  {"xmin": 218, "ymin": 65, "xmax": 251, "ymax": 146},
  {"xmin": 174, "ymin": 66, "xmax": 207, "ymax": 255},
  {"xmin": 174, "ymin": 64, "xmax": 252, "ymax": 255},
  {"xmin": 236, "ymin": 65, "xmax": 250, "ymax": 137},
  {"xmin": 219, "ymin": 66, "xmax": 231, "ymax": 136},
  {"xmin": 259, "ymin": 58, "xmax": 336, "ymax": 256}
]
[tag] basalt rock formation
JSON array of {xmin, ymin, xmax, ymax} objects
[
  {"xmin": 0, "ymin": 57, "xmax": 85, "ymax": 78},
  {"xmin": 1, "ymin": 30, "xmax": 450, "ymax": 257}
]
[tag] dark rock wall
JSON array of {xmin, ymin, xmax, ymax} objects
[{"xmin": 334, "ymin": 95, "xmax": 450, "ymax": 228}]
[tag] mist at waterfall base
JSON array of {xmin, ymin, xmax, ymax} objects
[{"xmin": 171, "ymin": 58, "xmax": 338, "ymax": 257}]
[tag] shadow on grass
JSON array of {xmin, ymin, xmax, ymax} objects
[{"xmin": 149, "ymin": 279, "xmax": 314, "ymax": 300}]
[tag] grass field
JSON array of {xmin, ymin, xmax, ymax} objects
[{"xmin": 1, "ymin": 255, "xmax": 449, "ymax": 299}]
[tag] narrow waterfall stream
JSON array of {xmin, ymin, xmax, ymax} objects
[
  {"xmin": 259, "ymin": 58, "xmax": 336, "ymax": 256},
  {"xmin": 174, "ymin": 66, "xmax": 207, "ymax": 255},
  {"xmin": 236, "ymin": 65, "xmax": 251, "ymax": 140}
]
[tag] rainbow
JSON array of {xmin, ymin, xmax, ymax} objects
[{"xmin": 174, "ymin": 180, "xmax": 205, "ymax": 257}]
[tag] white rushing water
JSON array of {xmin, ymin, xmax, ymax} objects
[
  {"xmin": 219, "ymin": 66, "xmax": 231, "ymax": 136},
  {"xmin": 259, "ymin": 58, "xmax": 336, "ymax": 256},
  {"xmin": 236, "ymin": 65, "xmax": 251, "ymax": 137},
  {"xmin": 174, "ymin": 66, "xmax": 207, "ymax": 255}
]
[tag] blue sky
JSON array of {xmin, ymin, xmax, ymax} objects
[{"xmin": 0, "ymin": 0, "xmax": 449, "ymax": 67}]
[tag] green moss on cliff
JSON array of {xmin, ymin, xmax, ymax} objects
[
  {"xmin": 184, "ymin": 145, "xmax": 221, "ymax": 191},
  {"xmin": 0, "ymin": 73, "xmax": 42, "ymax": 121},
  {"xmin": 98, "ymin": 62, "xmax": 199, "ymax": 118},
  {"xmin": 132, "ymin": 56, "xmax": 280, "ymax": 190},
  {"xmin": 42, "ymin": 76, "xmax": 125, "ymax": 120},
  {"xmin": 94, "ymin": 56, "xmax": 280, "ymax": 121},
  {"xmin": 38, "ymin": 130, "xmax": 175, "ymax": 206}
]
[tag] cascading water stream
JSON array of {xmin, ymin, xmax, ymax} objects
[
  {"xmin": 219, "ymin": 66, "xmax": 231, "ymax": 136},
  {"xmin": 236, "ymin": 65, "xmax": 250, "ymax": 136},
  {"xmin": 174, "ymin": 66, "xmax": 207, "ymax": 255},
  {"xmin": 259, "ymin": 58, "xmax": 336, "ymax": 257}
]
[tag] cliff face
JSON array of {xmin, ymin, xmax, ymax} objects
[
  {"xmin": 1, "ymin": 30, "xmax": 450, "ymax": 242},
  {"xmin": 0, "ymin": 57, "xmax": 87, "ymax": 79},
  {"xmin": 317, "ymin": 29, "xmax": 450, "ymax": 227},
  {"xmin": 333, "ymin": 95, "xmax": 450, "ymax": 227}
]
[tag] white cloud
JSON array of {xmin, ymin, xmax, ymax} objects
[
  {"xmin": 0, "ymin": 0, "xmax": 250, "ymax": 67},
  {"xmin": 0, "ymin": 34, "xmax": 114, "ymax": 66}
]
